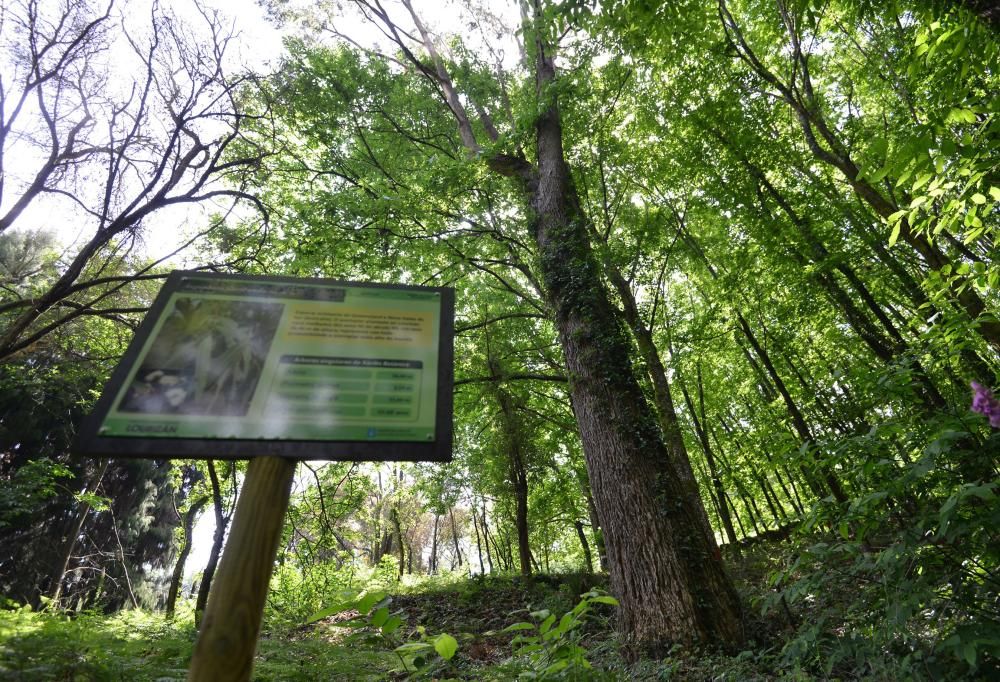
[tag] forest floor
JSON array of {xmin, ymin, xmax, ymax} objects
[{"xmin": 0, "ymin": 537, "xmax": 984, "ymax": 681}]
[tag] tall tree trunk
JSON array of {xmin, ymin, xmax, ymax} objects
[
  {"xmin": 166, "ymin": 496, "xmax": 207, "ymax": 618},
  {"xmin": 679, "ymin": 220, "xmax": 846, "ymax": 504},
  {"xmin": 382, "ymin": 0, "xmax": 742, "ymax": 647},
  {"xmin": 737, "ymin": 314, "xmax": 848, "ymax": 503},
  {"xmin": 719, "ymin": 0, "xmax": 1000, "ymax": 349},
  {"xmin": 497, "ymin": 35, "xmax": 743, "ymax": 648}
]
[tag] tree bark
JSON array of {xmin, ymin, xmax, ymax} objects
[
  {"xmin": 391, "ymin": 506, "xmax": 404, "ymax": 580},
  {"xmin": 509, "ymin": 35, "xmax": 743, "ymax": 649}
]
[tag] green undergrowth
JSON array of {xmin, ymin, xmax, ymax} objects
[
  {"xmin": 0, "ymin": 603, "xmax": 396, "ymax": 681},
  {"xmin": 2, "ymin": 530, "xmax": 997, "ymax": 681}
]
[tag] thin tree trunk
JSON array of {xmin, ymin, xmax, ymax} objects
[
  {"xmin": 487, "ymin": 352, "xmax": 533, "ymax": 576},
  {"xmin": 737, "ymin": 315, "xmax": 847, "ymax": 503},
  {"xmin": 195, "ymin": 461, "xmax": 229, "ymax": 626},
  {"xmin": 391, "ymin": 506, "xmax": 404, "ymax": 580},
  {"xmin": 448, "ymin": 507, "xmax": 463, "ymax": 569},
  {"xmin": 594, "ymin": 236, "xmax": 717, "ymax": 549},
  {"xmin": 726, "ymin": 491, "xmax": 749, "ymax": 541},
  {"xmin": 574, "ymin": 520, "xmax": 594, "ymax": 574},
  {"xmin": 585, "ymin": 492, "xmax": 606, "ymax": 571},
  {"xmin": 678, "ymin": 375, "xmax": 739, "ymax": 547},
  {"xmin": 472, "ymin": 505, "xmax": 486, "ymax": 574},
  {"xmin": 48, "ymin": 459, "xmax": 110, "ymax": 606},
  {"xmin": 166, "ymin": 496, "xmax": 207, "ymax": 618},
  {"xmin": 479, "ymin": 508, "xmax": 494, "ymax": 573},
  {"xmin": 430, "ymin": 514, "xmax": 440, "ymax": 574}
]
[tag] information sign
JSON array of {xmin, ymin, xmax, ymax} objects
[{"xmin": 75, "ymin": 271, "xmax": 453, "ymax": 461}]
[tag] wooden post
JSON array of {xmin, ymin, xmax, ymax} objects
[{"xmin": 188, "ymin": 456, "xmax": 296, "ymax": 682}]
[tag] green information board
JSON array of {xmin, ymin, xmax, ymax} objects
[{"xmin": 75, "ymin": 272, "xmax": 454, "ymax": 461}]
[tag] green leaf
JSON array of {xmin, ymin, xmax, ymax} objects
[
  {"xmin": 305, "ymin": 602, "xmax": 350, "ymax": 624},
  {"xmin": 501, "ymin": 622, "xmax": 536, "ymax": 633},
  {"xmin": 544, "ymin": 659, "xmax": 571, "ymax": 675},
  {"xmin": 394, "ymin": 641, "xmax": 432, "ymax": 654},
  {"xmin": 989, "ymin": 186, "xmax": 1000, "ymax": 201},
  {"xmin": 370, "ymin": 606, "xmax": 389, "ymax": 628},
  {"xmin": 939, "ymin": 494, "xmax": 958, "ymax": 518},
  {"xmin": 356, "ymin": 591, "xmax": 385, "ymax": 616},
  {"xmin": 970, "ymin": 193, "xmax": 986, "ymax": 205},
  {"xmin": 538, "ymin": 613, "xmax": 556, "ymax": 634},
  {"xmin": 889, "ymin": 222, "xmax": 902, "ymax": 247},
  {"xmin": 547, "ymin": 612, "xmax": 576, "ymax": 640},
  {"xmin": 433, "ymin": 633, "xmax": 458, "ymax": 660},
  {"xmin": 963, "ymin": 641, "xmax": 977, "ymax": 666},
  {"xmin": 912, "ymin": 173, "xmax": 933, "ymax": 192},
  {"xmin": 381, "ymin": 615, "xmax": 403, "ymax": 635},
  {"xmin": 587, "ymin": 595, "xmax": 619, "ymax": 606}
]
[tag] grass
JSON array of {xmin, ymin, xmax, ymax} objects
[{"xmin": 0, "ymin": 604, "xmax": 397, "ymax": 681}]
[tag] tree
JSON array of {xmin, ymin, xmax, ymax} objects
[
  {"xmin": 258, "ymin": 0, "xmax": 744, "ymax": 649},
  {"xmin": 0, "ymin": 0, "xmax": 273, "ymax": 362}
]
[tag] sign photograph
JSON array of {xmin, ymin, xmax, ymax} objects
[{"xmin": 75, "ymin": 272, "xmax": 454, "ymax": 461}]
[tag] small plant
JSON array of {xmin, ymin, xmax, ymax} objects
[
  {"xmin": 493, "ymin": 589, "xmax": 618, "ymax": 679},
  {"xmin": 307, "ymin": 589, "xmax": 461, "ymax": 679}
]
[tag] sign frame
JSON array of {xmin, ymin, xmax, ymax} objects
[{"xmin": 74, "ymin": 271, "xmax": 454, "ymax": 462}]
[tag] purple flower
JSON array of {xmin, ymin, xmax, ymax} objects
[{"xmin": 971, "ymin": 381, "xmax": 1000, "ymax": 428}]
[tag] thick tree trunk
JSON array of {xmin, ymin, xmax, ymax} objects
[
  {"xmin": 166, "ymin": 496, "xmax": 207, "ymax": 618},
  {"xmin": 515, "ymin": 42, "xmax": 743, "ymax": 649}
]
